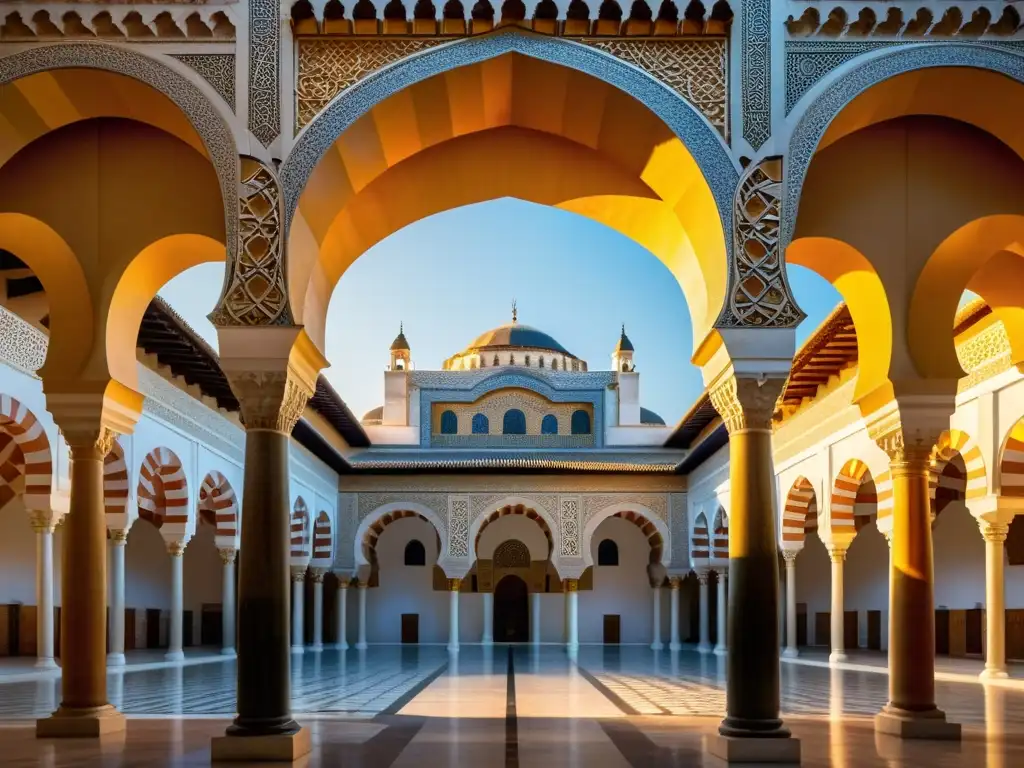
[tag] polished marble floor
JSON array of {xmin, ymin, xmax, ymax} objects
[{"xmin": 2, "ymin": 646, "xmax": 1022, "ymax": 766}]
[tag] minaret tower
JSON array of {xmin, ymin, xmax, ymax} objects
[
  {"xmin": 613, "ymin": 325, "xmax": 640, "ymax": 425},
  {"xmin": 612, "ymin": 324, "xmax": 635, "ymax": 372},
  {"xmin": 390, "ymin": 322, "xmax": 411, "ymax": 371}
]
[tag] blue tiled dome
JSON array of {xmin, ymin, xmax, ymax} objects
[
  {"xmin": 466, "ymin": 323, "xmax": 571, "ymax": 355},
  {"xmin": 640, "ymin": 407, "xmax": 665, "ymax": 426}
]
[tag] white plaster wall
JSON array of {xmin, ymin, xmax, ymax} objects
[
  {"xmin": 184, "ymin": 522, "xmax": 225, "ymax": 645},
  {"xmin": 368, "ymin": 517, "xmax": 448, "ymax": 643},
  {"xmin": 845, "ymin": 521, "xmax": 889, "ymax": 650},
  {"xmin": 933, "ymin": 502, "xmax": 986, "ymax": 610},
  {"xmin": 125, "ymin": 520, "xmax": 172, "ymax": 612},
  {"xmin": 579, "ymin": 517, "xmax": 655, "ymax": 644},
  {"xmin": 476, "ymin": 515, "xmax": 549, "ymax": 561},
  {"xmin": 0, "ymin": 498, "xmax": 66, "ymax": 604},
  {"xmin": 794, "ymin": 533, "xmax": 830, "ymax": 645}
]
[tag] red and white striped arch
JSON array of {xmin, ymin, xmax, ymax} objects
[
  {"xmin": 311, "ymin": 510, "xmax": 333, "ymax": 565},
  {"xmin": 198, "ymin": 471, "xmax": 239, "ymax": 550},
  {"xmin": 0, "ymin": 432, "xmax": 25, "ymax": 512},
  {"xmin": 932, "ymin": 429, "xmax": 986, "ymax": 511},
  {"xmin": 690, "ymin": 510, "xmax": 710, "ymax": 564},
  {"xmin": 829, "ymin": 459, "xmax": 875, "ymax": 538},
  {"xmin": 0, "ymin": 395, "xmax": 53, "ymax": 512},
  {"xmin": 781, "ymin": 476, "xmax": 815, "ymax": 552},
  {"xmin": 711, "ymin": 508, "xmax": 728, "ymax": 561},
  {"xmin": 137, "ymin": 447, "xmax": 190, "ymax": 543},
  {"xmin": 290, "ymin": 497, "xmax": 311, "ymax": 565},
  {"xmin": 104, "ymin": 439, "xmax": 133, "ymax": 532}
]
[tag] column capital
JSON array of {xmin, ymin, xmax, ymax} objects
[
  {"xmin": 827, "ymin": 546, "xmax": 848, "ymax": 563},
  {"xmin": 28, "ymin": 510, "xmax": 57, "ymax": 534},
  {"xmin": 218, "ymin": 548, "xmax": 237, "ymax": 564},
  {"xmin": 336, "ymin": 577, "xmax": 351, "ymax": 589},
  {"xmin": 708, "ymin": 373, "xmax": 787, "ymax": 434},
  {"xmin": 564, "ymin": 578, "xmax": 579, "ymax": 592},
  {"xmin": 863, "ymin": 393, "xmax": 955, "ymax": 467},
  {"xmin": 980, "ymin": 520, "xmax": 1010, "ymax": 543},
  {"xmin": 669, "ymin": 576, "xmax": 682, "ymax": 589},
  {"xmin": 447, "ymin": 578, "xmax": 462, "ymax": 592},
  {"xmin": 109, "ymin": 528, "xmax": 129, "ymax": 544},
  {"xmin": 781, "ymin": 549, "xmax": 799, "ymax": 564},
  {"xmin": 167, "ymin": 541, "xmax": 186, "ymax": 557},
  {"xmin": 309, "ymin": 568, "xmax": 326, "ymax": 583},
  {"xmin": 290, "ymin": 565, "xmax": 308, "ymax": 582},
  {"xmin": 713, "ymin": 565, "xmax": 729, "ymax": 576},
  {"xmin": 44, "ymin": 380, "xmax": 143, "ymax": 459},
  {"xmin": 696, "ymin": 569, "xmax": 710, "ymax": 585}
]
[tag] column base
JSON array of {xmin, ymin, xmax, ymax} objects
[
  {"xmin": 697, "ymin": 643, "xmax": 712, "ymax": 654},
  {"xmin": 212, "ymin": 727, "xmax": 311, "ymax": 763},
  {"xmin": 107, "ymin": 652, "xmax": 126, "ymax": 667},
  {"xmin": 714, "ymin": 645, "xmax": 727, "ymax": 656},
  {"xmin": 339, "ymin": 642, "xmax": 349, "ymax": 651},
  {"xmin": 874, "ymin": 706, "xmax": 961, "ymax": 740},
  {"xmin": 34, "ymin": 657, "xmax": 59, "ymax": 670},
  {"xmin": 669, "ymin": 642, "xmax": 682, "ymax": 652},
  {"xmin": 447, "ymin": 644, "xmax": 460, "ymax": 654},
  {"xmin": 311, "ymin": 644, "xmax": 323, "ymax": 653},
  {"xmin": 651, "ymin": 641, "xmax": 664, "ymax": 651},
  {"xmin": 782, "ymin": 648, "xmax": 799, "ymax": 659},
  {"xmin": 482, "ymin": 638, "xmax": 493, "ymax": 646},
  {"xmin": 355, "ymin": 642, "xmax": 367, "ymax": 650},
  {"xmin": 980, "ymin": 667, "xmax": 1008, "ymax": 681},
  {"xmin": 290, "ymin": 646, "xmax": 304, "ymax": 655},
  {"xmin": 164, "ymin": 650, "xmax": 185, "ymax": 663},
  {"xmin": 37, "ymin": 705, "xmax": 127, "ymax": 739},
  {"xmin": 220, "ymin": 648, "xmax": 237, "ymax": 658},
  {"xmin": 707, "ymin": 734, "xmax": 801, "ymax": 764},
  {"xmin": 829, "ymin": 651, "xmax": 848, "ymax": 664}
]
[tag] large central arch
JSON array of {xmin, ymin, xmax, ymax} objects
[{"xmin": 280, "ymin": 30, "xmax": 739, "ymax": 355}]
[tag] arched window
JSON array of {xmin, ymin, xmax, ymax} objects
[
  {"xmin": 472, "ymin": 413, "xmax": 489, "ymax": 434},
  {"xmin": 404, "ymin": 540, "xmax": 426, "ymax": 566},
  {"xmin": 503, "ymin": 409, "xmax": 527, "ymax": 435},
  {"xmin": 493, "ymin": 354, "xmax": 499, "ymax": 366},
  {"xmin": 510, "ymin": 353, "xmax": 516, "ymax": 365},
  {"xmin": 551, "ymin": 357, "xmax": 558, "ymax": 370},
  {"xmin": 571, "ymin": 409, "xmax": 591, "ymax": 435},
  {"xmin": 538, "ymin": 356, "xmax": 545, "ymax": 368},
  {"xmin": 597, "ymin": 539, "xmax": 619, "ymax": 566},
  {"xmin": 524, "ymin": 354, "xmax": 531, "ymax": 367},
  {"xmin": 440, "ymin": 410, "xmax": 458, "ymax": 434},
  {"xmin": 541, "ymin": 414, "xmax": 558, "ymax": 435}
]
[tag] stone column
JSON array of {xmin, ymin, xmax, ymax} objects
[
  {"xmin": 356, "ymin": 582, "xmax": 368, "ymax": 650},
  {"xmin": 210, "ymin": 357, "xmax": 316, "ymax": 760},
  {"xmin": 531, "ymin": 591, "xmax": 541, "ymax": 646},
  {"xmin": 290, "ymin": 566, "xmax": 306, "ymax": 654},
  {"xmin": 482, "ymin": 591, "xmax": 493, "ymax": 645},
  {"xmin": 166, "ymin": 541, "xmax": 186, "ymax": 662},
  {"xmin": 335, "ymin": 578, "xmax": 349, "ymax": 650},
  {"xmin": 447, "ymin": 579, "xmax": 461, "ymax": 654},
  {"xmin": 828, "ymin": 547, "xmax": 847, "ymax": 664},
  {"xmin": 669, "ymin": 577, "xmax": 682, "ymax": 651},
  {"xmin": 28, "ymin": 512, "xmax": 58, "ymax": 670},
  {"xmin": 697, "ymin": 570, "xmax": 711, "ymax": 653},
  {"xmin": 651, "ymin": 583, "xmax": 664, "ymax": 650},
  {"xmin": 310, "ymin": 569, "xmax": 325, "ymax": 652},
  {"xmin": 980, "ymin": 521, "xmax": 1009, "ymax": 680},
  {"xmin": 707, "ymin": 373, "xmax": 799, "ymax": 760},
  {"xmin": 873, "ymin": 429, "xmax": 959, "ymax": 740},
  {"xmin": 782, "ymin": 551, "xmax": 798, "ymax": 658},
  {"xmin": 714, "ymin": 569, "xmax": 728, "ymax": 656},
  {"xmin": 219, "ymin": 549, "xmax": 236, "ymax": 656},
  {"xmin": 107, "ymin": 529, "xmax": 128, "ymax": 667},
  {"xmin": 564, "ymin": 579, "xmax": 579, "ymax": 653},
  {"xmin": 37, "ymin": 429, "xmax": 126, "ymax": 738}
]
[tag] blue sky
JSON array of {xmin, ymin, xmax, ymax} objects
[{"xmin": 159, "ymin": 199, "xmax": 842, "ymax": 427}]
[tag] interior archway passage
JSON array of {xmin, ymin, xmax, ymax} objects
[
  {"xmin": 363, "ymin": 509, "xmax": 442, "ymax": 567},
  {"xmin": 474, "ymin": 503, "xmax": 553, "ymax": 558},
  {"xmin": 288, "ymin": 52, "xmax": 728, "ymax": 359}
]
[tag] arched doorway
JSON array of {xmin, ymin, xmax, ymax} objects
[{"xmin": 494, "ymin": 575, "xmax": 529, "ymax": 643}]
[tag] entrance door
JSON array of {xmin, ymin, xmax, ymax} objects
[
  {"xmin": 401, "ymin": 614, "xmax": 419, "ymax": 644},
  {"xmin": 603, "ymin": 615, "xmax": 621, "ymax": 644},
  {"xmin": 866, "ymin": 610, "xmax": 881, "ymax": 651},
  {"xmin": 494, "ymin": 576, "xmax": 529, "ymax": 642}
]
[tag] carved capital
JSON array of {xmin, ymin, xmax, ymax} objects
[
  {"xmin": 564, "ymin": 578, "xmax": 578, "ymax": 593},
  {"xmin": 827, "ymin": 547, "xmax": 847, "ymax": 564},
  {"xmin": 669, "ymin": 576, "xmax": 682, "ymax": 589},
  {"xmin": 218, "ymin": 548, "xmax": 237, "ymax": 565},
  {"xmin": 28, "ymin": 510, "xmax": 57, "ymax": 534},
  {"xmin": 110, "ymin": 529, "xmax": 129, "ymax": 544},
  {"xmin": 225, "ymin": 370, "xmax": 312, "ymax": 434},
  {"xmin": 167, "ymin": 541, "xmax": 186, "ymax": 557},
  {"xmin": 782, "ymin": 549, "xmax": 799, "ymax": 565},
  {"xmin": 447, "ymin": 578, "xmax": 462, "ymax": 592},
  {"xmin": 45, "ymin": 381, "xmax": 142, "ymax": 459},
  {"xmin": 709, "ymin": 373, "xmax": 786, "ymax": 433},
  {"xmin": 63, "ymin": 426, "xmax": 117, "ymax": 462},
  {"xmin": 291, "ymin": 565, "xmax": 308, "ymax": 582},
  {"xmin": 337, "ymin": 578, "xmax": 350, "ymax": 589},
  {"xmin": 696, "ymin": 570, "xmax": 710, "ymax": 586},
  {"xmin": 980, "ymin": 521, "xmax": 1010, "ymax": 544},
  {"xmin": 865, "ymin": 395, "xmax": 954, "ymax": 468},
  {"xmin": 310, "ymin": 568, "xmax": 326, "ymax": 583}
]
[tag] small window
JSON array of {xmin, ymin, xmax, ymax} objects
[
  {"xmin": 571, "ymin": 409, "xmax": 591, "ymax": 435},
  {"xmin": 538, "ymin": 356, "xmax": 545, "ymax": 368},
  {"xmin": 480, "ymin": 357, "xmax": 486, "ymax": 367},
  {"xmin": 510, "ymin": 354, "xmax": 516, "ymax": 365},
  {"xmin": 404, "ymin": 540, "xmax": 426, "ymax": 566},
  {"xmin": 525, "ymin": 354, "xmax": 531, "ymax": 367},
  {"xmin": 503, "ymin": 409, "xmax": 527, "ymax": 435},
  {"xmin": 440, "ymin": 410, "xmax": 458, "ymax": 434},
  {"xmin": 493, "ymin": 354, "xmax": 499, "ymax": 366},
  {"xmin": 541, "ymin": 414, "xmax": 558, "ymax": 435},
  {"xmin": 472, "ymin": 413, "xmax": 489, "ymax": 434},
  {"xmin": 597, "ymin": 539, "xmax": 619, "ymax": 566},
  {"xmin": 551, "ymin": 358, "xmax": 558, "ymax": 371},
  {"xmin": 395, "ymin": 359, "xmax": 405, "ymax": 370}
]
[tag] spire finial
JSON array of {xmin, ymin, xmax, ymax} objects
[
  {"xmin": 512, "ymin": 299, "xmax": 517, "ymax": 324},
  {"xmin": 399, "ymin": 321, "xmax": 403, "ymax": 334},
  {"xmin": 621, "ymin": 323, "xmax": 626, "ymax": 336}
]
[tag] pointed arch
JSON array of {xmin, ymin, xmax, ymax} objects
[
  {"xmin": 781, "ymin": 476, "xmax": 815, "ymax": 551},
  {"xmin": 198, "ymin": 470, "xmax": 239, "ymax": 549},
  {"xmin": 137, "ymin": 446, "xmax": 189, "ymax": 540},
  {"xmin": 312, "ymin": 510, "xmax": 333, "ymax": 564},
  {"xmin": 0, "ymin": 394, "xmax": 53, "ymax": 510}
]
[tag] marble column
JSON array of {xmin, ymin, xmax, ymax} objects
[
  {"xmin": 310, "ymin": 569, "xmax": 325, "ymax": 652},
  {"xmin": 714, "ymin": 569, "xmax": 728, "ymax": 656},
  {"xmin": 290, "ymin": 566, "xmax": 306, "ymax": 654},
  {"xmin": 37, "ymin": 431, "xmax": 125, "ymax": 738},
  {"xmin": 980, "ymin": 521, "xmax": 1009, "ymax": 680},
  {"xmin": 651, "ymin": 583, "xmax": 664, "ymax": 650},
  {"xmin": 875, "ymin": 443, "xmax": 959, "ymax": 739},
  {"xmin": 707, "ymin": 374, "xmax": 798, "ymax": 760},
  {"xmin": 335, "ymin": 579, "xmax": 349, "ymax": 650},
  {"xmin": 166, "ymin": 541, "xmax": 186, "ymax": 662},
  {"xmin": 447, "ymin": 579, "xmax": 461, "ymax": 654},
  {"xmin": 107, "ymin": 529, "xmax": 128, "ymax": 667},
  {"xmin": 697, "ymin": 570, "xmax": 711, "ymax": 653},
  {"xmin": 564, "ymin": 579, "xmax": 579, "ymax": 654},
  {"xmin": 782, "ymin": 551, "xmax": 798, "ymax": 658},
  {"xmin": 219, "ymin": 549, "xmax": 236, "ymax": 656},
  {"xmin": 828, "ymin": 547, "xmax": 847, "ymax": 664},
  {"xmin": 356, "ymin": 583, "xmax": 368, "ymax": 650},
  {"xmin": 31, "ymin": 513, "xmax": 58, "ymax": 670},
  {"xmin": 482, "ymin": 592, "xmax": 493, "ymax": 645},
  {"xmin": 669, "ymin": 577, "xmax": 682, "ymax": 651},
  {"xmin": 531, "ymin": 591, "xmax": 541, "ymax": 646}
]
